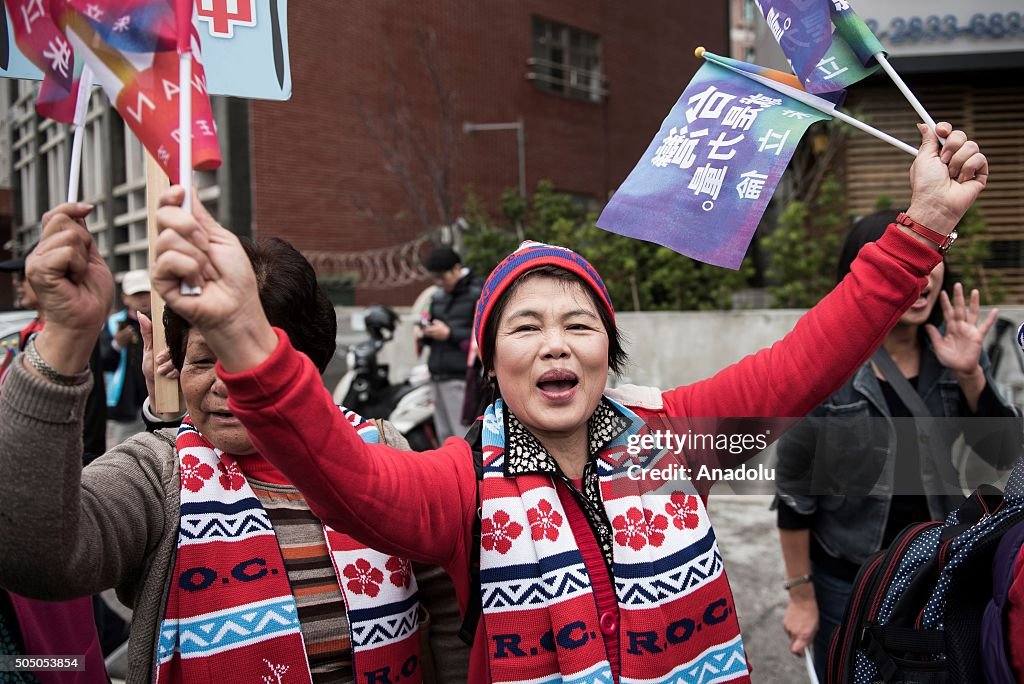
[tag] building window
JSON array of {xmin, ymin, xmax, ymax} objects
[
  {"xmin": 6, "ymin": 80, "xmax": 223, "ymax": 282},
  {"xmin": 528, "ymin": 17, "xmax": 605, "ymax": 102}
]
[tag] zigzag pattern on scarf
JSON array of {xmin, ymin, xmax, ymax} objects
[
  {"xmin": 482, "ymin": 562, "xmax": 591, "ymax": 611},
  {"xmin": 157, "ymin": 597, "xmax": 300, "ymax": 663},
  {"xmin": 177, "ymin": 499, "xmax": 274, "ymax": 544},
  {"xmin": 617, "ymin": 637, "xmax": 748, "ymax": 684},
  {"xmin": 347, "ymin": 597, "xmax": 420, "ymax": 648},
  {"xmin": 613, "ymin": 528, "xmax": 724, "ymax": 606}
]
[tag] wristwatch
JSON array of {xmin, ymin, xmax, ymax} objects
[{"xmin": 896, "ymin": 212, "xmax": 957, "ymax": 254}]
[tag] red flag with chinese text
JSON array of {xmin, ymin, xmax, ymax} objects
[
  {"xmin": 6, "ymin": 0, "xmax": 83, "ymax": 123},
  {"xmin": 49, "ymin": 0, "xmax": 221, "ymax": 182}
]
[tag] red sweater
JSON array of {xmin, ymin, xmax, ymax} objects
[{"xmin": 222, "ymin": 227, "xmax": 939, "ymax": 682}]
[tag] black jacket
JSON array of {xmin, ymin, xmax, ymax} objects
[{"xmin": 425, "ymin": 272, "xmax": 482, "ymax": 379}]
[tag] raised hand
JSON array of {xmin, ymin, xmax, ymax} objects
[
  {"xmin": 153, "ymin": 186, "xmax": 277, "ymax": 372},
  {"xmin": 906, "ymin": 122, "xmax": 988, "ymax": 237},
  {"xmin": 28, "ymin": 203, "xmax": 114, "ymax": 375},
  {"xmin": 926, "ymin": 282, "xmax": 997, "ymax": 377}
]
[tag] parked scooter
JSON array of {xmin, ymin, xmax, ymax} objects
[{"xmin": 333, "ymin": 305, "xmax": 438, "ymax": 451}]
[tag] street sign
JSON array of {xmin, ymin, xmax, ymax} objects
[{"xmin": 1, "ymin": 0, "xmax": 291, "ymax": 100}]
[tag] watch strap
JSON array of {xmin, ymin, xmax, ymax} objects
[{"xmin": 896, "ymin": 212, "xmax": 956, "ymax": 253}]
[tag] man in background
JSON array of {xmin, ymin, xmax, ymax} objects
[
  {"xmin": 101, "ymin": 269, "xmax": 151, "ymax": 446},
  {"xmin": 418, "ymin": 247, "xmax": 482, "ymax": 442}
]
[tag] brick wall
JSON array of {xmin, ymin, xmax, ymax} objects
[{"xmin": 249, "ymin": 0, "xmax": 728, "ymax": 305}]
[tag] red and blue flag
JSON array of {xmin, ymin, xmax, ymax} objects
[
  {"xmin": 5, "ymin": 0, "xmax": 82, "ymax": 122},
  {"xmin": 50, "ymin": 0, "xmax": 221, "ymax": 182}
]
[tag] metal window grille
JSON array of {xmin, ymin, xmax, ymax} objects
[{"xmin": 528, "ymin": 17, "xmax": 607, "ymax": 102}]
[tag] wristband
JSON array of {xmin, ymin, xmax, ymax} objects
[
  {"xmin": 895, "ymin": 212, "xmax": 957, "ymax": 254},
  {"xmin": 23, "ymin": 335, "xmax": 90, "ymax": 386},
  {"xmin": 783, "ymin": 574, "xmax": 813, "ymax": 590}
]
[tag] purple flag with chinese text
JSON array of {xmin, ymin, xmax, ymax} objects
[
  {"xmin": 596, "ymin": 60, "xmax": 831, "ymax": 269},
  {"xmin": 754, "ymin": 0, "xmax": 884, "ymax": 94}
]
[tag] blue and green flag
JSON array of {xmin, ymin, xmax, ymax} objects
[{"xmin": 754, "ymin": 0, "xmax": 884, "ymax": 94}]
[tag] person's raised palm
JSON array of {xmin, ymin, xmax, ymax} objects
[{"xmin": 926, "ymin": 283, "xmax": 997, "ymax": 376}]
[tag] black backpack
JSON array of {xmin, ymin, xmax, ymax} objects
[{"xmin": 826, "ymin": 463, "xmax": 1024, "ymax": 683}]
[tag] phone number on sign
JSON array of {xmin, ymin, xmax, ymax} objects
[
  {"xmin": 866, "ymin": 13, "xmax": 1024, "ymax": 43},
  {"xmin": 0, "ymin": 656, "xmax": 85, "ymax": 672}
]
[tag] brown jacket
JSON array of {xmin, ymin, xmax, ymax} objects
[{"xmin": 0, "ymin": 358, "xmax": 468, "ymax": 683}]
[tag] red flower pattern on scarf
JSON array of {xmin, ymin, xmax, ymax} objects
[
  {"xmin": 665, "ymin": 492, "xmax": 701, "ymax": 530},
  {"xmin": 644, "ymin": 509, "xmax": 670, "ymax": 547},
  {"xmin": 180, "ymin": 454, "xmax": 214, "ymax": 492},
  {"xmin": 481, "ymin": 510, "xmax": 523, "ymax": 555},
  {"xmin": 613, "ymin": 507, "xmax": 650, "ymax": 550},
  {"xmin": 216, "ymin": 460, "xmax": 246, "ymax": 491},
  {"xmin": 612, "ymin": 507, "xmax": 669, "ymax": 549},
  {"xmin": 343, "ymin": 558, "xmax": 384, "ymax": 597},
  {"xmin": 527, "ymin": 499, "xmax": 563, "ymax": 541},
  {"xmin": 386, "ymin": 556, "xmax": 412, "ymax": 588}
]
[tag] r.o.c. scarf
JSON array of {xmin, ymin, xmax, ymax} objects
[
  {"xmin": 156, "ymin": 413, "xmax": 422, "ymax": 684},
  {"xmin": 479, "ymin": 397, "xmax": 751, "ymax": 684}
]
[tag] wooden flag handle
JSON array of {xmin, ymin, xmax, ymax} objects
[{"xmin": 145, "ymin": 152, "xmax": 181, "ymax": 414}]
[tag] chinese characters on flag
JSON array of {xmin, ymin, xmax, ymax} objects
[
  {"xmin": 753, "ymin": 0, "xmax": 884, "ymax": 94},
  {"xmin": 597, "ymin": 60, "xmax": 831, "ymax": 269},
  {"xmin": 8, "ymin": 0, "xmax": 82, "ymax": 122}
]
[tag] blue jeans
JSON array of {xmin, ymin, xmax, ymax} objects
[{"xmin": 811, "ymin": 563, "xmax": 854, "ymax": 682}]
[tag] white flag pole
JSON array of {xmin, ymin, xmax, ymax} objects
[
  {"xmin": 828, "ymin": 108, "xmax": 919, "ymax": 157},
  {"xmin": 177, "ymin": 49, "xmax": 201, "ymax": 295},
  {"xmin": 697, "ymin": 48, "xmax": 918, "ymax": 157},
  {"xmin": 873, "ymin": 52, "xmax": 945, "ymax": 145},
  {"xmin": 66, "ymin": 64, "xmax": 94, "ymax": 203}
]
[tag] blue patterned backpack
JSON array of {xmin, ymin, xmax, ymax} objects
[{"xmin": 826, "ymin": 461, "xmax": 1024, "ymax": 683}]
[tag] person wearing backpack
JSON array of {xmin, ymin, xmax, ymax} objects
[{"xmin": 774, "ymin": 210, "xmax": 1021, "ymax": 682}]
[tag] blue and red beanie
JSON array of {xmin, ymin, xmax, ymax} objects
[{"xmin": 473, "ymin": 241, "xmax": 615, "ymax": 358}]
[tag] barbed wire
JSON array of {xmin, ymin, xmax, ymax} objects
[{"xmin": 304, "ymin": 233, "xmax": 436, "ymax": 289}]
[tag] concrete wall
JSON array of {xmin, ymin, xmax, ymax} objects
[{"xmin": 336, "ymin": 305, "xmax": 1024, "ymax": 394}]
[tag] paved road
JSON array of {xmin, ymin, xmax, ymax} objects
[{"xmin": 710, "ymin": 494, "xmax": 810, "ymax": 683}]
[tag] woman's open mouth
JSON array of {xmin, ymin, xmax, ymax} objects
[
  {"xmin": 536, "ymin": 369, "xmax": 579, "ymax": 402},
  {"xmin": 910, "ymin": 288, "xmax": 932, "ymax": 311}
]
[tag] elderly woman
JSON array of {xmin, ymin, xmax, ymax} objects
[
  {"xmin": 148, "ymin": 123, "xmax": 987, "ymax": 683},
  {"xmin": 0, "ymin": 213, "xmax": 427, "ymax": 684}
]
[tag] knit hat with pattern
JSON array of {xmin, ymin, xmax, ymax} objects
[{"xmin": 473, "ymin": 241, "xmax": 615, "ymax": 358}]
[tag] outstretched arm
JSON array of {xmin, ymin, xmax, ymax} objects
[
  {"xmin": 665, "ymin": 122, "xmax": 987, "ymax": 422},
  {"xmin": 0, "ymin": 203, "xmax": 168, "ymax": 600},
  {"xmin": 153, "ymin": 187, "xmax": 476, "ymax": 567}
]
